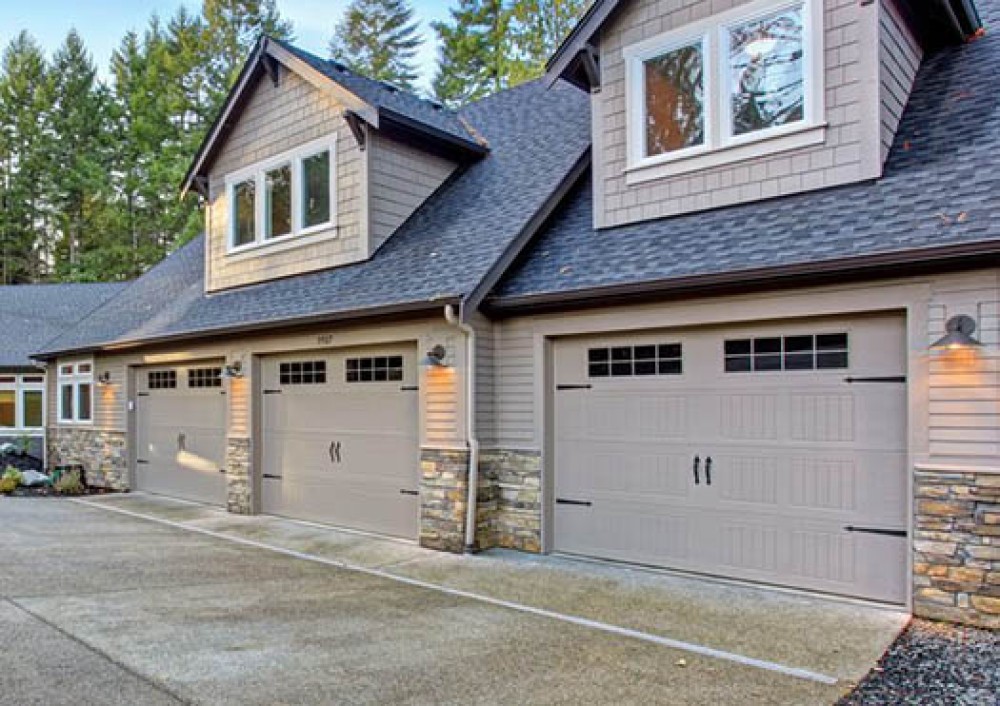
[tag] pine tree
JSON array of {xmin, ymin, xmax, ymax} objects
[
  {"xmin": 507, "ymin": 0, "xmax": 587, "ymax": 84},
  {"xmin": 200, "ymin": 0, "xmax": 294, "ymax": 111},
  {"xmin": 329, "ymin": 0, "xmax": 423, "ymax": 90},
  {"xmin": 0, "ymin": 32, "xmax": 54, "ymax": 283},
  {"xmin": 431, "ymin": 0, "xmax": 510, "ymax": 107},
  {"xmin": 47, "ymin": 30, "xmax": 116, "ymax": 279}
]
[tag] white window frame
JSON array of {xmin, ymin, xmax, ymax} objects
[
  {"xmin": 624, "ymin": 0, "xmax": 825, "ymax": 184},
  {"xmin": 226, "ymin": 135, "xmax": 338, "ymax": 255},
  {"xmin": 0, "ymin": 374, "xmax": 45, "ymax": 432},
  {"xmin": 57, "ymin": 360, "xmax": 93, "ymax": 425}
]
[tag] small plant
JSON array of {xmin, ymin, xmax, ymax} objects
[
  {"xmin": 15, "ymin": 434, "xmax": 32, "ymax": 457},
  {"xmin": 54, "ymin": 469, "xmax": 84, "ymax": 495},
  {"xmin": 2, "ymin": 466, "xmax": 23, "ymax": 486},
  {"xmin": 0, "ymin": 476, "xmax": 16, "ymax": 494}
]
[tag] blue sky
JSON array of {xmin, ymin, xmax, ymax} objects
[{"xmin": 0, "ymin": 0, "xmax": 452, "ymax": 91}]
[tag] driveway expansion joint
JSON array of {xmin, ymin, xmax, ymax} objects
[
  {"xmin": 72, "ymin": 497, "xmax": 842, "ymax": 687},
  {"xmin": 2, "ymin": 596, "xmax": 190, "ymax": 705}
]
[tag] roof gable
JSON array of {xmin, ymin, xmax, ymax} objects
[{"xmin": 182, "ymin": 37, "xmax": 485, "ymax": 197}]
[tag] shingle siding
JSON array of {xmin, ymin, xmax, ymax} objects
[
  {"xmin": 369, "ymin": 133, "xmax": 457, "ymax": 253},
  {"xmin": 594, "ymin": 0, "xmax": 883, "ymax": 229},
  {"xmin": 206, "ymin": 69, "xmax": 365, "ymax": 292},
  {"xmin": 879, "ymin": 0, "xmax": 922, "ymax": 165}
]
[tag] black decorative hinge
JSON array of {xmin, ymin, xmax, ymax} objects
[
  {"xmin": 136, "ymin": 459, "xmax": 149, "ymax": 464},
  {"xmin": 844, "ymin": 376, "xmax": 906, "ymax": 384},
  {"xmin": 329, "ymin": 441, "xmax": 342, "ymax": 464},
  {"xmin": 400, "ymin": 385, "xmax": 419, "ymax": 391},
  {"xmin": 399, "ymin": 489, "xmax": 419, "ymax": 496},
  {"xmin": 556, "ymin": 498, "xmax": 593, "ymax": 507},
  {"xmin": 263, "ymin": 389, "xmax": 283, "ymax": 395},
  {"xmin": 556, "ymin": 384, "xmax": 593, "ymax": 391},
  {"xmin": 263, "ymin": 473, "xmax": 282, "ymax": 480},
  {"xmin": 844, "ymin": 525, "xmax": 907, "ymax": 537}
]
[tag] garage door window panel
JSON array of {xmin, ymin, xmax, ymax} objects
[
  {"xmin": 280, "ymin": 361, "xmax": 326, "ymax": 385},
  {"xmin": 588, "ymin": 344, "xmax": 682, "ymax": 378},
  {"xmin": 148, "ymin": 370, "xmax": 177, "ymax": 389},
  {"xmin": 346, "ymin": 356, "xmax": 403, "ymax": 383},
  {"xmin": 188, "ymin": 368, "xmax": 223, "ymax": 388},
  {"xmin": 725, "ymin": 333, "xmax": 849, "ymax": 372}
]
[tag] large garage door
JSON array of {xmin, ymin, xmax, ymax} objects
[
  {"xmin": 261, "ymin": 345, "xmax": 420, "ymax": 539},
  {"xmin": 135, "ymin": 362, "xmax": 227, "ymax": 505},
  {"xmin": 554, "ymin": 313, "xmax": 908, "ymax": 603}
]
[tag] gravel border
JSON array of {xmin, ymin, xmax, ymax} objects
[{"xmin": 837, "ymin": 618, "xmax": 998, "ymax": 705}]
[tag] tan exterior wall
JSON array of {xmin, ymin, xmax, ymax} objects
[
  {"xmin": 879, "ymin": 0, "xmax": 922, "ymax": 165},
  {"xmin": 369, "ymin": 133, "xmax": 457, "ymax": 253},
  {"xmin": 594, "ymin": 0, "xmax": 885, "ymax": 228},
  {"xmin": 205, "ymin": 69, "xmax": 366, "ymax": 292}
]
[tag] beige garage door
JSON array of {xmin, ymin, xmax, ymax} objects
[
  {"xmin": 554, "ymin": 313, "xmax": 908, "ymax": 603},
  {"xmin": 261, "ymin": 346, "xmax": 420, "ymax": 539},
  {"xmin": 135, "ymin": 363, "xmax": 228, "ymax": 505}
]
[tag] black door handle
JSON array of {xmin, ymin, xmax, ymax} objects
[
  {"xmin": 705, "ymin": 456, "xmax": 712, "ymax": 486},
  {"xmin": 693, "ymin": 455, "xmax": 700, "ymax": 485}
]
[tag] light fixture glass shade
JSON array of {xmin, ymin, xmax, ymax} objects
[
  {"xmin": 219, "ymin": 361, "xmax": 244, "ymax": 379},
  {"xmin": 931, "ymin": 315, "xmax": 982, "ymax": 350}
]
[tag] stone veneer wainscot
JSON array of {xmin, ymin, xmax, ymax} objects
[
  {"xmin": 47, "ymin": 427, "xmax": 128, "ymax": 489},
  {"xmin": 225, "ymin": 437, "xmax": 253, "ymax": 515},
  {"xmin": 913, "ymin": 468, "xmax": 1000, "ymax": 629}
]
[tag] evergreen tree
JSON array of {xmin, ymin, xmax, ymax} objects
[
  {"xmin": 507, "ymin": 0, "xmax": 587, "ymax": 84},
  {"xmin": 47, "ymin": 30, "xmax": 115, "ymax": 279},
  {"xmin": 431, "ymin": 0, "xmax": 510, "ymax": 107},
  {"xmin": 0, "ymin": 32, "xmax": 53, "ymax": 283},
  {"xmin": 329, "ymin": 0, "xmax": 423, "ymax": 90}
]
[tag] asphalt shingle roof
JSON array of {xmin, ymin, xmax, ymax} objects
[
  {"xmin": 37, "ymin": 77, "xmax": 591, "ymax": 356},
  {"xmin": 493, "ymin": 1, "xmax": 1000, "ymax": 303},
  {"xmin": 0, "ymin": 283, "xmax": 126, "ymax": 367},
  {"xmin": 274, "ymin": 40, "xmax": 481, "ymax": 150}
]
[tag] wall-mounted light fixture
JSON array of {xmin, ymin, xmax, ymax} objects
[
  {"xmin": 931, "ymin": 315, "xmax": 982, "ymax": 352},
  {"xmin": 422, "ymin": 345, "xmax": 448, "ymax": 367},
  {"xmin": 96, "ymin": 371, "xmax": 112, "ymax": 386},
  {"xmin": 219, "ymin": 360, "xmax": 244, "ymax": 379}
]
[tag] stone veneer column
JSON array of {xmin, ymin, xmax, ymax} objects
[
  {"xmin": 419, "ymin": 448, "xmax": 471, "ymax": 553},
  {"xmin": 46, "ymin": 427, "xmax": 128, "ymax": 489},
  {"xmin": 225, "ymin": 437, "xmax": 253, "ymax": 515},
  {"xmin": 913, "ymin": 469, "xmax": 1000, "ymax": 628},
  {"xmin": 480, "ymin": 449, "xmax": 543, "ymax": 553}
]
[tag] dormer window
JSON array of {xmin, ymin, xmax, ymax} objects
[
  {"xmin": 226, "ymin": 135, "xmax": 337, "ymax": 253},
  {"xmin": 625, "ymin": 0, "xmax": 824, "ymax": 184}
]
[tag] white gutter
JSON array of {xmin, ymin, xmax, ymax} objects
[{"xmin": 444, "ymin": 303, "xmax": 480, "ymax": 553}]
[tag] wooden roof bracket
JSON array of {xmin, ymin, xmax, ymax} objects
[
  {"xmin": 344, "ymin": 111, "xmax": 367, "ymax": 151},
  {"xmin": 263, "ymin": 53, "xmax": 282, "ymax": 87},
  {"xmin": 580, "ymin": 43, "xmax": 601, "ymax": 91}
]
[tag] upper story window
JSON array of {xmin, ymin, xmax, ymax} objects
[
  {"xmin": 226, "ymin": 135, "xmax": 337, "ymax": 254},
  {"xmin": 625, "ymin": 0, "xmax": 824, "ymax": 181},
  {"xmin": 58, "ymin": 361, "xmax": 93, "ymax": 424}
]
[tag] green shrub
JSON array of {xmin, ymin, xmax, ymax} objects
[
  {"xmin": 2, "ymin": 467, "xmax": 23, "ymax": 486},
  {"xmin": 0, "ymin": 476, "xmax": 16, "ymax": 494},
  {"xmin": 54, "ymin": 470, "xmax": 84, "ymax": 495}
]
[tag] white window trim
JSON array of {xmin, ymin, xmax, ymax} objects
[
  {"xmin": 623, "ymin": 0, "xmax": 825, "ymax": 184},
  {"xmin": 0, "ymin": 374, "xmax": 46, "ymax": 432},
  {"xmin": 226, "ymin": 134, "xmax": 338, "ymax": 256},
  {"xmin": 57, "ymin": 360, "xmax": 93, "ymax": 425}
]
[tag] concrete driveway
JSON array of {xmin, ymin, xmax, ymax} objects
[{"xmin": 0, "ymin": 495, "xmax": 907, "ymax": 705}]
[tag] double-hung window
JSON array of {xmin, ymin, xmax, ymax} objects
[
  {"xmin": 0, "ymin": 375, "xmax": 44, "ymax": 430},
  {"xmin": 625, "ymin": 0, "xmax": 824, "ymax": 180},
  {"xmin": 226, "ymin": 135, "xmax": 336, "ymax": 253},
  {"xmin": 58, "ymin": 361, "xmax": 93, "ymax": 424}
]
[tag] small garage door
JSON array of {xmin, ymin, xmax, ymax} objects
[
  {"xmin": 553, "ymin": 313, "xmax": 908, "ymax": 603},
  {"xmin": 135, "ymin": 363, "xmax": 228, "ymax": 505},
  {"xmin": 261, "ymin": 345, "xmax": 420, "ymax": 539}
]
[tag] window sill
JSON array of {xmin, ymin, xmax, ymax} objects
[
  {"xmin": 625, "ymin": 123, "xmax": 827, "ymax": 186},
  {"xmin": 226, "ymin": 222, "xmax": 338, "ymax": 261}
]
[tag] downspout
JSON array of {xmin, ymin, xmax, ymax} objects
[{"xmin": 444, "ymin": 303, "xmax": 480, "ymax": 553}]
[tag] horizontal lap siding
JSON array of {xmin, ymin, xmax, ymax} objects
[
  {"xmin": 369, "ymin": 134, "xmax": 456, "ymax": 252},
  {"xmin": 927, "ymin": 271, "xmax": 1000, "ymax": 464},
  {"xmin": 496, "ymin": 322, "xmax": 537, "ymax": 447},
  {"xmin": 206, "ymin": 70, "xmax": 364, "ymax": 291},
  {"xmin": 596, "ymin": 0, "xmax": 881, "ymax": 228},
  {"xmin": 471, "ymin": 314, "xmax": 497, "ymax": 446},
  {"xmin": 878, "ymin": 0, "xmax": 922, "ymax": 165}
]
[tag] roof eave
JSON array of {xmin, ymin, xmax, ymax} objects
[
  {"xmin": 30, "ymin": 297, "xmax": 460, "ymax": 361},
  {"xmin": 486, "ymin": 240, "xmax": 1000, "ymax": 316}
]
